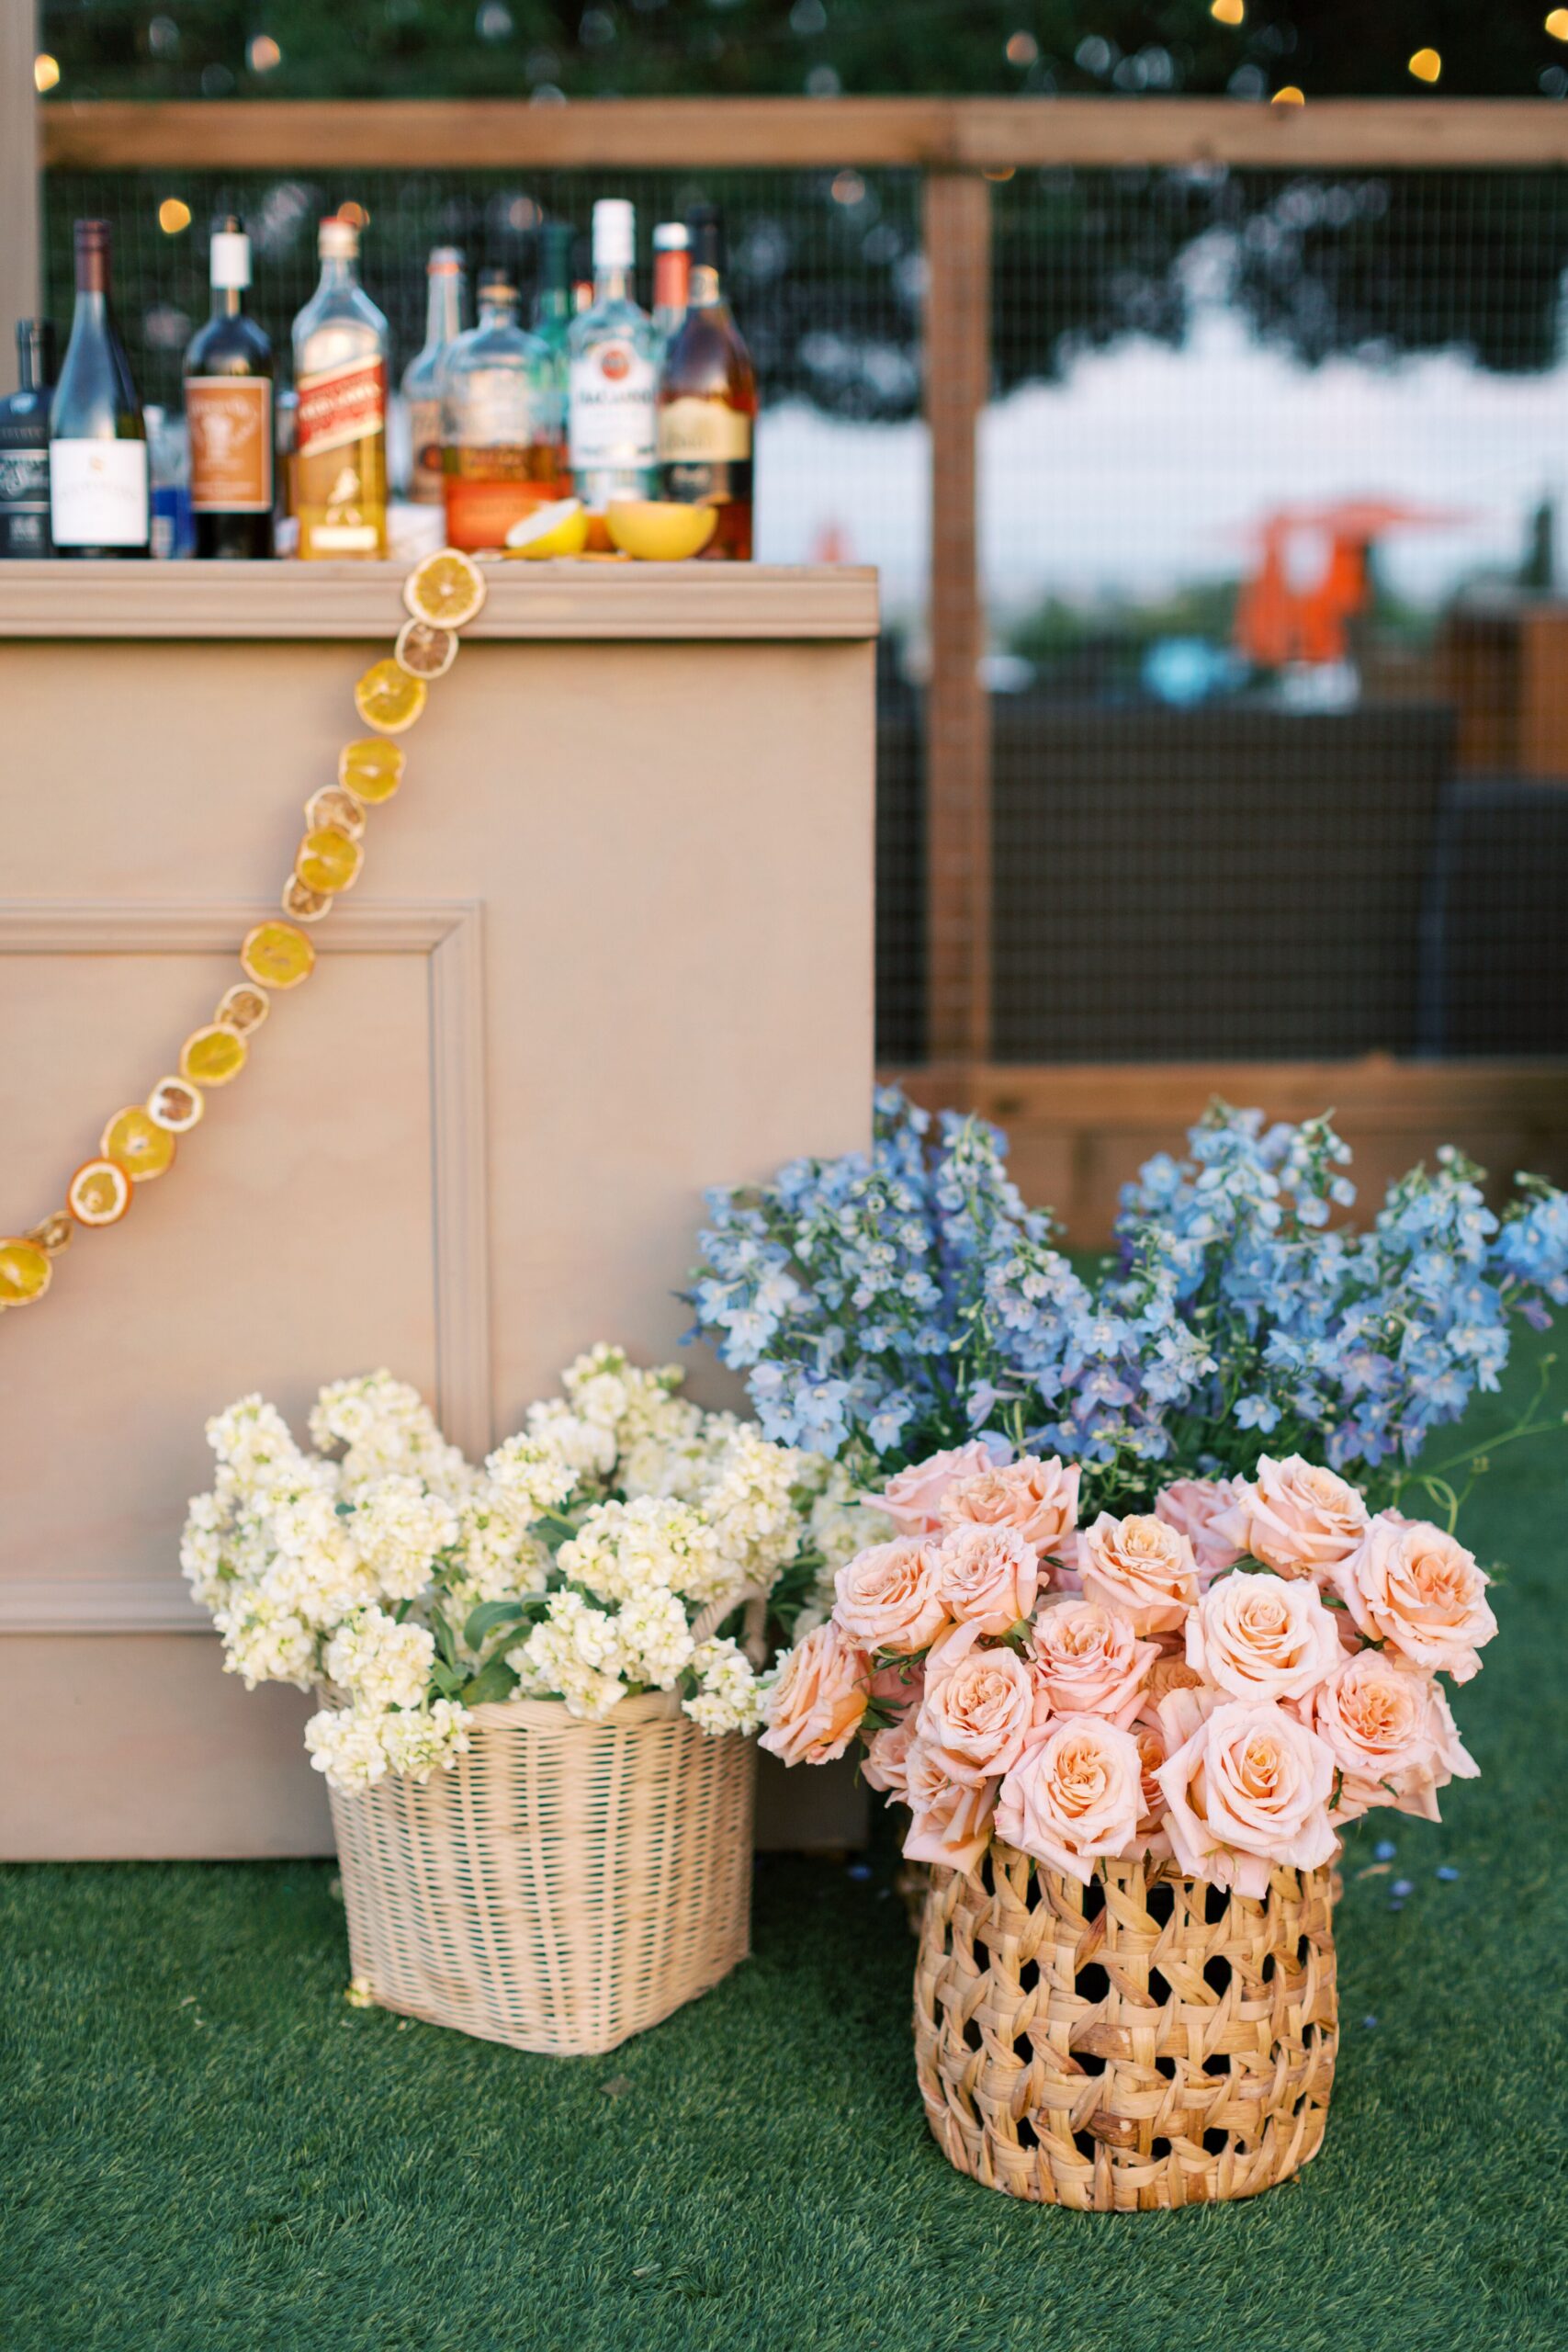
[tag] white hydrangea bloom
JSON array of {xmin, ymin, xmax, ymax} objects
[
  {"xmin": 482, "ymin": 1434, "xmax": 579, "ymax": 1520},
  {"xmin": 323, "ymin": 1605, "xmax": 435, "ymax": 1713},
  {"xmin": 615, "ymin": 1587, "xmax": 695, "ymax": 1689},
  {"xmin": 558, "ymin": 1496, "xmax": 723, "ymax": 1607},
  {"xmin": 379, "ymin": 1700, "xmax": 471, "ymax": 1782},
  {"xmin": 682, "ymin": 1636, "xmax": 767, "ymax": 1736},
  {"xmin": 352, "ymin": 1475, "xmax": 459, "ymax": 1601},
  {"xmin": 304, "ymin": 1704, "xmax": 391, "ymax": 1792}
]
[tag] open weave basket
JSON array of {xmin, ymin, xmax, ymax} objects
[
  {"xmin": 329, "ymin": 1690, "xmax": 756, "ymax": 2055},
  {"xmin": 914, "ymin": 1843, "xmax": 1337, "ymax": 2210}
]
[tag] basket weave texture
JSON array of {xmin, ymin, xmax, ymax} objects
[
  {"xmin": 329, "ymin": 1690, "xmax": 755, "ymax": 2055},
  {"xmin": 914, "ymin": 1843, "xmax": 1337, "ymax": 2210}
]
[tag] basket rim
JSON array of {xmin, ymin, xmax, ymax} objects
[{"xmin": 462, "ymin": 1687, "xmax": 689, "ymax": 1734}]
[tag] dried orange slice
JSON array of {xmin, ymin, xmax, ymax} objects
[
  {"xmin": 242, "ymin": 920, "xmax": 316, "ymax": 989},
  {"xmin": 68, "ymin": 1159, "xmax": 132, "ymax": 1227},
  {"xmin": 339, "ymin": 738, "xmax": 404, "ymax": 805},
  {"xmin": 216, "ymin": 982, "xmax": 269, "ymax": 1035},
  {"xmin": 304, "ymin": 786, "xmax": 365, "ymax": 841},
  {"xmin": 297, "ymin": 827, "xmax": 363, "ymax": 895},
  {"xmin": 27, "ymin": 1210, "xmax": 73, "ymax": 1254},
  {"xmin": 148, "ymin": 1077, "xmax": 203, "ymax": 1133},
  {"xmin": 101, "ymin": 1105, "xmax": 176, "ymax": 1182},
  {"xmin": 283, "ymin": 875, "xmax": 333, "ymax": 923},
  {"xmin": 354, "ymin": 658, "xmax": 425, "ymax": 737},
  {"xmin": 403, "ymin": 547, "xmax": 486, "ymax": 630},
  {"xmin": 181, "ymin": 1023, "xmax": 247, "ymax": 1088},
  {"xmin": 395, "ymin": 617, "xmax": 457, "ymax": 680},
  {"xmin": 0, "ymin": 1236, "xmax": 52, "ymax": 1304}
]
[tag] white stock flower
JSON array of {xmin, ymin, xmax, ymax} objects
[
  {"xmin": 508, "ymin": 1590, "xmax": 626, "ymax": 1720},
  {"xmin": 615, "ymin": 1588, "xmax": 695, "ymax": 1689},
  {"xmin": 305, "ymin": 1705, "xmax": 390, "ymax": 1793},
  {"xmin": 205, "ymin": 1395, "xmax": 308, "ymax": 1498},
  {"xmin": 682, "ymin": 1636, "xmax": 766, "ymax": 1736},
  {"xmin": 220, "ymin": 1594, "xmax": 318, "ymax": 1690},
  {"xmin": 379, "ymin": 1700, "xmax": 471, "ymax": 1782},
  {"xmin": 310, "ymin": 1371, "xmax": 470, "ymax": 1498},
  {"xmin": 558, "ymin": 1496, "xmax": 723, "ymax": 1607},
  {"xmin": 323, "ymin": 1605, "xmax": 435, "ymax": 1713},
  {"xmin": 446, "ymin": 1487, "xmax": 552, "ymax": 1615},
  {"xmin": 483, "ymin": 1434, "xmax": 580, "ymax": 1519},
  {"xmin": 524, "ymin": 1398, "xmax": 619, "ymax": 1481},
  {"xmin": 352, "ymin": 1475, "xmax": 459, "ymax": 1601}
]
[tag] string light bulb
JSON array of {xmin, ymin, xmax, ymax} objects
[
  {"xmin": 1548, "ymin": 8, "xmax": 1568, "ymax": 38},
  {"xmin": 1408, "ymin": 48, "xmax": 1441, "ymax": 83},
  {"xmin": 33, "ymin": 51, "xmax": 60, "ymax": 91},
  {"xmin": 1211, "ymin": 0, "xmax": 1245, "ymax": 25},
  {"xmin": 1271, "ymin": 85, "xmax": 1305, "ymax": 105},
  {"xmin": 157, "ymin": 198, "xmax": 192, "ymax": 234}
]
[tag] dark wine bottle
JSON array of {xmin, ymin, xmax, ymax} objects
[
  {"xmin": 656, "ymin": 204, "xmax": 756, "ymax": 561},
  {"xmin": 49, "ymin": 220, "xmax": 150, "ymax": 560},
  {"xmin": 0, "ymin": 320, "xmax": 55, "ymax": 557},
  {"xmin": 184, "ymin": 214, "xmax": 275, "ymax": 559}
]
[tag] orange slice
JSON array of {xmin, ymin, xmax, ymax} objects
[
  {"xmin": 395, "ymin": 617, "xmax": 457, "ymax": 680},
  {"xmin": 354, "ymin": 658, "xmax": 426, "ymax": 737},
  {"xmin": 304, "ymin": 786, "xmax": 365, "ymax": 841},
  {"xmin": 181, "ymin": 1023, "xmax": 247, "ymax": 1087},
  {"xmin": 101, "ymin": 1105, "xmax": 176, "ymax": 1182},
  {"xmin": 148, "ymin": 1077, "xmax": 204, "ymax": 1133},
  {"xmin": 403, "ymin": 547, "xmax": 486, "ymax": 630},
  {"xmin": 67, "ymin": 1159, "xmax": 132, "ymax": 1227},
  {"xmin": 242, "ymin": 920, "xmax": 316, "ymax": 989},
  {"xmin": 0, "ymin": 1236, "xmax": 53, "ymax": 1304},
  {"xmin": 216, "ymin": 982, "xmax": 269, "ymax": 1035},
  {"xmin": 339, "ymin": 738, "xmax": 404, "ymax": 805},
  {"xmin": 282, "ymin": 875, "xmax": 334, "ymax": 923},
  {"xmin": 297, "ymin": 827, "xmax": 363, "ymax": 895},
  {"xmin": 27, "ymin": 1209, "xmax": 73, "ymax": 1254}
]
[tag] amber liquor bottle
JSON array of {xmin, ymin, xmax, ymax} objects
[
  {"xmin": 290, "ymin": 216, "xmax": 389, "ymax": 560},
  {"xmin": 656, "ymin": 204, "xmax": 755, "ymax": 560}
]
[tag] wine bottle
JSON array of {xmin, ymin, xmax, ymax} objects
[
  {"xmin": 183, "ymin": 214, "xmax": 275, "ymax": 559},
  {"xmin": 49, "ymin": 220, "xmax": 150, "ymax": 560},
  {"xmin": 656, "ymin": 205, "xmax": 756, "ymax": 560},
  {"xmin": 401, "ymin": 245, "xmax": 464, "ymax": 506},
  {"xmin": 0, "ymin": 320, "xmax": 55, "ymax": 558}
]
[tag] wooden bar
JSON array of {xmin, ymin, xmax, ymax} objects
[
  {"xmin": 922, "ymin": 172, "xmax": 992, "ymax": 1063},
  {"xmin": 2, "ymin": 0, "xmax": 40, "ymax": 351}
]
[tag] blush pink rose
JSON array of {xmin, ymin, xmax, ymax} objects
[
  {"xmin": 1029, "ymin": 1596, "xmax": 1158, "ymax": 1730},
  {"xmin": 903, "ymin": 1737, "xmax": 998, "ymax": 1874},
  {"xmin": 1078, "ymin": 1512, "xmax": 1199, "ymax": 1634},
  {"xmin": 916, "ymin": 1645, "xmax": 1034, "ymax": 1785},
  {"xmin": 862, "ymin": 1712, "xmax": 919, "ymax": 1801},
  {"xmin": 933, "ymin": 1521, "xmax": 1039, "ymax": 1635},
  {"xmin": 1303, "ymin": 1649, "xmax": 1478, "ymax": 1824},
  {"xmin": 759, "ymin": 1620, "xmax": 869, "ymax": 1768},
  {"xmin": 1129, "ymin": 1718, "xmax": 1172, "ymax": 1859},
  {"xmin": 994, "ymin": 1713, "xmax": 1144, "ymax": 1884},
  {"xmin": 1186, "ymin": 1569, "xmax": 1342, "ymax": 1702},
  {"xmin": 1334, "ymin": 1516, "xmax": 1498, "ymax": 1683},
  {"xmin": 832, "ymin": 1539, "xmax": 950, "ymax": 1657},
  {"xmin": 1156, "ymin": 1694, "xmax": 1337, "ymax": 1897},
  {"xmin": 941, "ymin": 1455, "xmax": 1080, "ymax": 1556},
  {"xmin": 877, "ymin": 1440, "xmax": 1009, "ymax": 1537},
  {"xmin": 1155, "ymin": 1477, "xmax": 1248, "ymax": 1585},
  {"xmin": 1213, "ymin": 1455, "xmax": 1370, "ymax": 1581}
]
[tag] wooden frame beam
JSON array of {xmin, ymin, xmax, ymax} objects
[{"xmin": 3, "ymin": 0, "xmax": 40, "ymax": 356}]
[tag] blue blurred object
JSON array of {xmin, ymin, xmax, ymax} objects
[{"xmin": 1140, "ymin": 635, "xmax": 1241, "ymax": 706}]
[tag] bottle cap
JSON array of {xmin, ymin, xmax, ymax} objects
[
  {"xmin": 592, "ymin": 198, "xmax": 636, "ymax": 270},
  {"xmin": 209, "ymin": 223, "xmax": 252, "ymax": 290},
  {"xmin": 319, "ymin": 216, "xmax": 358, "ymax": 259},
  {"xmin": 653, "ymin": 221, "xmax": 690, "ymax": 253},
  {"xmin": 428, "ymin": 245, "xmax": 464, "ymax": 274}
]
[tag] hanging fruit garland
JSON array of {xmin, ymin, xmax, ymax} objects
[{"xmin": 0, "ymin": 548, "xmax": 489, "ymax": 1317}]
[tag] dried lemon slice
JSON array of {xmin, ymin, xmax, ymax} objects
[
  {"xmin": 338, "ymin": 738, "xmax": 404, "ymax": 805},
  {"xmin": 297, "ymin": 827, "xmax": 363, "ymax": 895},
  {"xmin": 181, "ymin": 1023, "xmax": 247, "ymax": 1087},
  {"xmin": 304, "ymin": 786, "xmax": 366, "ymax": 841},
  {"xmin": 101, "ymin": 1105, "xmax": 176, "ymax": 1182},
  {"xmin": 283, "ymin": 876, "xmax": 333, "ymax": 923},
  {"xmin": 395, "ymin": 617, "xmax": 457, "ymax": 680},
  {"xmin": 242, "ymin": 920, "xmax": 316, "ymax": 989},
  {"xmin": 354, "ymin": 658, "xmax": 426, "ymax": 737},
  {"xmin": 68, "ymin": 1159, "xmax": 132, "ymax": 1227},
  {"xmin": 148, "ymin": 1077, "xmax": 203, "ymax": 1134},
  {"xmin": 0, "ymin": 1236, "xmax": 52, "ymax": 1303},
  {"xmin": 216, "ymin": 982, "xmax": 269, "ymax": 1035},
  {"xmin": 27, "ymin": 1209, "xmax": 73, "ymax": 1254},
  {"xmin": 403, "ymin": 547, "xmax": 486, "ymax": 630}
]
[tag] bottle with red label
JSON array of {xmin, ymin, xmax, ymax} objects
[
  {"xmin": 290, "ymin": 216, "xmax": 388, "ymax": 560},
  {"xmin": 440, "ymin": 271, "xmax": 565, "ymax": 551},
  {"xmin": 183, "ymin": 215, "xmax": 274, "ymax": 560}
]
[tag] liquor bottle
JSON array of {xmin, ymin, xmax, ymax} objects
[
  {"xmin": 657, "ymin": 205, "xmax": 756, "ymax": 561},
  {"xmin": 144, "ymin": 406, "xmax": 193, "ymax": 560},
  {"xmin": 568, "ymin": 198, "xmax": 658, "ymax": 517},
  {"xmin": 291, "ymin": 216, "xmax": 389, "ymax": 560},
  {"xmin": 440, "ymin": 276, "xmax": 565, "ymax": 551},
  {"xmin": 49, "ymin": 220, "xmax": 150, "ymax": 560},
  {"xmin": 0, "ymin": 321, "xmax": 55, "ymax": 557},
  {"xmin": 533, "ymin": 222, "xmax": 575, "ymax": 379},
  {"xmin": 183, "ymin": 214, "xmax": 275, "ymax": 559},
  {"xmin": 401, "ymin": 245, "xmax": 464, "ymax": 505},
  {"xmin": 651, "ymin": 222, "xmax": 690, "ymax": 347}
]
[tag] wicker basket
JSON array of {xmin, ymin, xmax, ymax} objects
[
  {"xmin": 914, "ymin": 1842, "xmax": 1337, "ymax": 2210},
  {"xmin": 329, "ymin": 1690, "xmax": 756, "ymax": 2055}
]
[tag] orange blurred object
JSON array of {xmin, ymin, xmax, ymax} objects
[{"xmin": 1233, "ymin": 498, "xmax": 1472, "ymax": 668}]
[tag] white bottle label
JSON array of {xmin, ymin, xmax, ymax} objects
[
  {"xmin": 569, "ymin": 342, "xmax": 656, "ymax": 469},
  {"xmin": 50, "ymin": 439, "xmax": 150, "ymax": 547}
]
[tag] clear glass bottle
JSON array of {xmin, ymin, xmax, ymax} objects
[
  {"xmin": 0, "ymin": 320, "xmax": 55, "ymax": 557},
  {"xmin": 533, "ymin": 221, "xmax": 575, "ymax": 380},
  {"xmin": 49, "ymin": 219, "xmax": 150, "ymax": 560},
  {"xmin": 144, "ymin": 404, "xmax": 193, "ymax": 560},
  {"xmin": 651, "ymin": 221, "xmax": 690, "ymax": 349},
  {"xmin": 400, "ymin": 246, "xmax": 464, "ymax": 505},
  {"xmin": 183, "ymin": 214, "xmax": 274, "ymax": 559},
  {"xmin": 290, "ymin": 215, "xmax": 389, "ymax": 560},
  {"xmin": 657, "ymin": 205, "xmax": 756, "ymax": 560},
  {"xmin": 568, "ymin": 198, "xmax": 659, "ymax": 516},
  {"xmin": 440, "ymin": 275, "xmax": 565, "ymax": 551}
]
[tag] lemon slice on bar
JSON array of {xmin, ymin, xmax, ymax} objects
[
  {"xmin": 503, "ymin": 498, "xmax": 589, "ymax": 559},
  {"xmin": 242, "ymin": 921, "xmax": 316, "ymax": 990},
  {"xmin": 354, "ymin": 658, "xmax": 426, "ymax": 737},
  {"xmin": 403, "ymin": 547, "xmax": 487, "ymax": 629},
  {"xmin": 100, "ymin": 1105, "xmax": 176, "ymax": 1182},
  {"xmin": 181, "ymin": 1023, "xmax": 247, "ymax": 1088},
  {"xmin": 338, "ymin": 738, "xmax": 404, "ymax": 805},
  {"xmin": 68, "ymin": 1159, "xmax": 132, "ymax": 1227},
  {"xmin": 0, "ymin": 1236, "xmax": 53, "ymax": 1302},
  {"xmin": 605, "ymin": 500, "xmax": 717, "ymax": 560}
]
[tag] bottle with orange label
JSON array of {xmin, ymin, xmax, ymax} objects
[
  {"xmin": 183, "ymin": 215, "xmax": 274, "ymax": 560},
  {"xmin": 290, "ymin": 216, "xmax": 389, "ymax": 560},
  {"xmin": 657, "ymin": 204, "xmax": 755, "ymax": 560},
  {"xmin": 440, "ymin": 272, "xmax": 565, "ymax": 551}
]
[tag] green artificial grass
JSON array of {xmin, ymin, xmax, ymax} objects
[{"xmin": 4, "ymin": 1347, "xmax": 1567, "ymax": 2352}]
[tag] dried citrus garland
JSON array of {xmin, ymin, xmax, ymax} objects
[{"xmin": 0, "ymin": 549, "xmax": 488, "ymax": 1317}]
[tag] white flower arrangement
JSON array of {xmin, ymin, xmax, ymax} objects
[{"xmin": 184, "ymin": 1345, "xmax": 890, "ymax": 1795}]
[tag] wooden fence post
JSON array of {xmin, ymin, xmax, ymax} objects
[
  {"xmin": 2, "ymin": 0, "xmax": 41, "ymax": 372},
  {"xmin": 922, "ymin": 169, "xmax": 992, "ymax": 1067}
]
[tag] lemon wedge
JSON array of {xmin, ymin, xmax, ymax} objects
[
  {"xmin": 605, "ymin": 501, "xmax": 718, "ymax": 560},
  {"xmin": 503, "ymin": 499, "xmax": 591, "ymax": 559}
]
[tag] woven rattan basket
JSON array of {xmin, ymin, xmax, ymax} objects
[
  {"xmin": 329, "ymin": 1690, "xmax": 756, "ymax": 2056},
  {"xmin": 914, "ymin": 1843, "xmax": 1337, "ymax": 2210}
]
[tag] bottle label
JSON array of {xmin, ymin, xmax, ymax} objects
[
  {"xmin": 296, "ymin": 356, "xmax": 387, "ymax": 458},
  {"xmin": 186, "ymin": 377, "xmax": 273, "ymax": 513},
  {"xmin": 408, "ymin": 396, "xmax": 445, "ymax": 503},
  {"xmin": 49, "ymin": 439, "xmax": 149, "ymax": 547},
  {"xmin": 569, "ymin": 342, "xmax": 657, "ymax": 468},
  {"xmin": 658, "ymin": 397, "xmax": 752, "ymax": 465},
  {"xmin": 0, "ymin": 448, "xmax": 51, "ymax": 554},
  {"xmin": 444, "ymin": 477, "xmax": 560, "ymax": 552}
]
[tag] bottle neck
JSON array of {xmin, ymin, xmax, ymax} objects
[
  {"xmin": 689, "ymin": 263, "xmax": 724, "ymax": 310},
  {"xmin": 209, "ymin": 285, "xmax": 243, "ymax": 321},
  {"xmin": 317, "ymin": 254, "xmax": 357, "ymax": 297},
  {"xmin": 593, "ymin": 263, "xmax": 635, "ymax": 307},
  {"xmin": 71, "ymin": 288, "xmax": 108, "ymax": 330},
  {"xmin": 424, "ymin": 269, "xmax": 462, "ymax": 352}
]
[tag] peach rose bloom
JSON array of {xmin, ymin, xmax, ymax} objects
[
  {"xmin": 1145, "ymin": 1653, "xmax": 1205, "ymax": 1707},
  {"xmin": 1214, "ymin": 1455, "xmax": 1370, "ymax": 1581},
  {"xmin": 759, "ymin": 1620, "xmax": 869, "ymax": 1768},
  {"xmin": 916, "ymin": 1644, "xmax": 1034, "ymax": 1784},
  {"xmin": 1304, "ymin": 1649, "xmax": 1478, "ymax": 1824},
  {"xmin": 933, "ymin": 1521, "xmax": 1039, "ymax": 1635},
  {"xmin": 878, "ymin": 1440, "xmax": 1008, "ymax": 1537},
  {"xmin": 994, "ymin": 1713, "xmax": 1144, "ymax": 1884},
  {"xmin": 1156, "ymin": 1693, "xmax": 1337, "ymax": 1897},
  {"xmin": 1186, "ymin": 1569, "xmax": 1341, "ymax": 1702},
  {"xmin": 1129, "ymin": 1718, "xmax": 1173, "ymax": 1858},
  {"xmin": 1155, "ymin": 1476, "xmax": 1248, "ymax": 1585},
  {"xmin": 833, "ymin": 1538, "xmax": 950, "ymax": 1657},
  {"xmin": 862, "ymin": 1712, "xmax": 919, "ymax": 1801},
  {"xmin": 903, "ymin": 1737, "xmax": 998, "ymax": 1874},
  {"xmin": 941, "ymin": 1455, "xmax": 1080, "ymax": 1556},
  {"xmin": 1079, "ymin": 1512, "xmax": 1199, "ymax": 1634},
  {"xmin": 1029, "ymin": 1595, "xmax": 1158, "ymax": 1730},
  {"xmin": 1335, "ymin": 1515, "xmax": 1498, "ymax": 1683}
]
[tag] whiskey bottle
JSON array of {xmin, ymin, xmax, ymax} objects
[
  {"xmin": 441, "ymin": 275, "xmax": 565, "ymax": 550},
  {"xmin": 401, "ymin": 246, "xmax": 464, "ymax": 505},
  {"xmin": 568, "ymin": 199, "xmax": 658, "ymax": 518},
  {"xmin": 651, "ymin": 222, "xmax": 690, "ymax": 348},
  {"xmin": 291, "ymin": 216, "xmax": 388, "ymax": 560},
  {"xmin": 657, "ymin": 205, "xmax": 755, "ymax": 560},
  {"xmin": 183, "ymin": 215, "xmax": 274, "ymax": 559},
  {"xmin": 0, "ymin": 320, "xmax": 54, "ymax": 557},
  {"xmin": 49, "ymin": 220, "xmax": 150, "ymax": 560}
]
